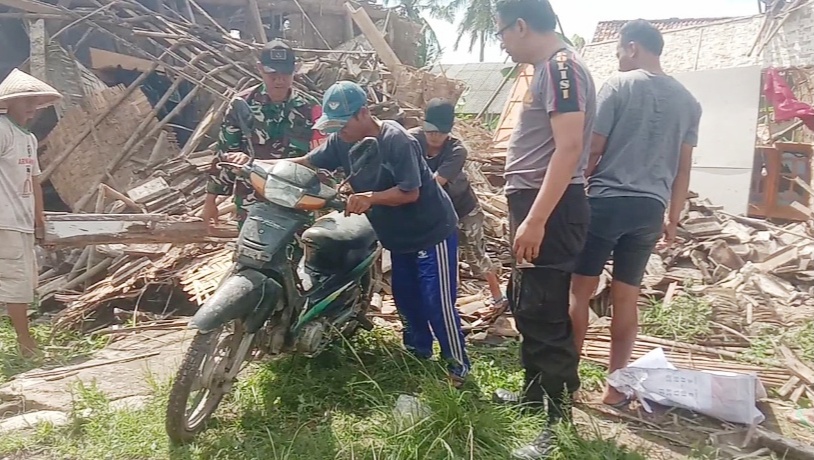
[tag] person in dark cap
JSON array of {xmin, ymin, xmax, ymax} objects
[
  {"xmin": 409, "ymin": 98, "xmax": 508, "ymax": 312},
  {"xmin": 204, "ymin": 40, "xmax": 327, "ymax": 227}
]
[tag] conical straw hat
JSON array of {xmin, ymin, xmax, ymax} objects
[{"xmin": 0, "ymin": 69, "xmax": 62, "ymax": 109}]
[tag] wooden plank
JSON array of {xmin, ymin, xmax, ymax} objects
[
  {"xmin": 89, "ymin": 47, "xmax": 161, "ymax": 73},
  {"xmin": 493, "ymin": 63, "xmax": 533, "ymax": 151},
  {"xmin": 43, "ymin": 218, "xmax": 237, "ymax": 246},
  {"xmin": 780, "ymin": 345, "xmax": 814, "ymax": 385},
  {"xmin": 790, "ymin": 201, "xmax": 814, "ymax": 219},
  {"xmin": 127, "ymin": 177, "xmax": 171, "ymax": 203},
  {"xmin": 757, "ymin": 246, "xmax": 800, "ymax": 272},
  {"xmin": 47, "ymin": 213, "xmax": 166, "ymax": 222}
]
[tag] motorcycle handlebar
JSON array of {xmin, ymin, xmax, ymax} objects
[{"xmin": 326, "ymin": 197, "xmax": 345, "ymax": 211}]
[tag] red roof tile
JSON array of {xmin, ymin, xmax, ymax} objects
[{"xmin": 590, "ymin": 17, "xmax": 735, "ymax": 43}]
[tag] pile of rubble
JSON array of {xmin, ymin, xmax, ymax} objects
[
  {"xmin": 43, "ymin": 125, "xmax": 510, "ymax": 333},
  {"xmin": 9, "ymin": 0, "xmax": 814, "ymax": 416},
  {"xmin": 3, "ymin": 0, "xmax": 471, "ymax": 330}
]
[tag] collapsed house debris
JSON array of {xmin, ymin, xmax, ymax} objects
[
  {"xmin": 0, "ymin": 0, "xmax": 472, "ymax": 330},
  {"xmin": 3, "ymin": 0, "xmax": 814, "ymax": 453}
]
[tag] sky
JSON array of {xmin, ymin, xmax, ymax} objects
[{"xmin": 425, "ymin": 0, "xmax": 762, "ymax": 64}]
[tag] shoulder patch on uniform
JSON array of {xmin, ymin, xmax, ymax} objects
[{"xmin": 548, "ymin": 52, "xmax": 580, "ymax": 113}]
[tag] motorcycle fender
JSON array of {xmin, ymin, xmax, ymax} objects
[{"xmin": 189, "ymin": 269, "xmax": 283, "ymax": 334}]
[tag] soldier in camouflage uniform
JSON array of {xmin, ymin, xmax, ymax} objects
[
  {"xmin": 204, "ymin": 40, "xmax": 327, "ymax": 227},
  {"xmin": 409, "ymin": 99, "xmax": 508, "ymax": 311}
]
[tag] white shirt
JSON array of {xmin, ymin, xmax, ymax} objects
[{"xmin": 0, "ymin": 115, "xmax": 40, "ymax": 233}]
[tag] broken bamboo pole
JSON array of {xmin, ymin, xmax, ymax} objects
[
  {"xmin": 0, "ymin": 12, "xmax": 67, "ymax": 19},
  {"xmin": 100, "ymin": 184, "xmax": 143, "ymax": 212},
  {"xmin": 50, "ymin": 1, "xmax": 116, "ymax": 41},
  {"xmin": 179, "ymin": 78, "xmax": 249, "ymax": 156},
  {"xmin": 292, "ymin": 0, "xmax": 331, "ymax": 49},
  {"xmin": 186, "ymin": 0, "xmax": 229, "ymax": 36},
  {"xmin": 85, "ymin": 184, "xmax": 107, "ymax": 287},
  {"xmin": 38, "ymin": 257, "xmax": 113, "ymax": 302},
  {"xmin": 67, "ymin": 246, "xmax": 91, "ymax": 282}
]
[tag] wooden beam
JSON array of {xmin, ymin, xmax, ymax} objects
[
  {"xmin": 89, "ymin": 47, "xmax": 162, "ymax": 73},
  {"xmin": 344, "ymin": 2, "xmax": 401, "ymax": 74},
  {"xmin": 0, "ymin": 0, "xmax": 61, "ymax": 15},
  {"xmin": 246, "ymin": 0, "xmax": 267, "ymax": 44},
  {"xmin": 28, "ymin": 18, "xmax": 47, "ymax": 82}
]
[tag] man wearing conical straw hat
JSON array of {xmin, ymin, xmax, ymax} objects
[{"xmin": 0, "ymin": 68, "xmax": 62, "ymax": 357}]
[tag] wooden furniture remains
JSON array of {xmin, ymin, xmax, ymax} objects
[{"xmin": 749, "ymin": 142, "xmax": 813, "ymax": 222}]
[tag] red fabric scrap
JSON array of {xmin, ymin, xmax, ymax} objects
[{"xmin": 763, "ymin": 68, "xmax": 814, "ymax": 131}]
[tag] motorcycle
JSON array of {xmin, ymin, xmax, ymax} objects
[{"xmin": 165, "ymin": 98, "xmax": 383, "ymax": 444}]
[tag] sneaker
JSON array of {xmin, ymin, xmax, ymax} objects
[
  {"xmin": 448, "ymin": 373, "xmax": 465, "ymax": 389},
  {"xmin": 493, "ymin": 388, "xmax": 521, "ymax": 405},
  {"xmin": 512, "ymin": 427, "xmax": 555, "ymax": 460}
]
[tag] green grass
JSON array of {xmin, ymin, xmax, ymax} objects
[
  {"xmin": 0, "ymin": 329, "xmax": 643, "ymax": 460},
  {"xmin": 640, "ymin": 294, "xmax": 713, "ymax": 342},
  {"xmin": 0, "ymin": 317, "xmax": 108, "ymax": 384},
  {"xmin": 741, "ymin": 320, "xmax": 814, "ymax": 364}
]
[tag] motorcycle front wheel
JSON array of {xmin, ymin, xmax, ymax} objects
[{"xmin": 165, "ymin": 320, "xmax": 253, "ymax": 444}]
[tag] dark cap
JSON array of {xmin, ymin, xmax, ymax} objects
[
  {"xmin": 259, "ymin": 40, "xmax": 296, "ymax": 75},
  {"xmin": 423, "ymin": 98, "xmax": 455, "ymax": 133}
]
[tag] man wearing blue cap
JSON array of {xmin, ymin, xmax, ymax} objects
[{"xmin": 287, "ymin": 80, "xmax": 471, "ymax": 387}]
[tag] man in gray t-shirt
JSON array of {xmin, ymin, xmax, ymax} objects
[{"xmin": 569, "ymin": 20, "xmax": 702, "ymax": 408}]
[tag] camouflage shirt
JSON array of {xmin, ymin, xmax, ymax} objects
[{"xmin": 206, "ymin": 85, "xmax": 326, "ymax": 219}]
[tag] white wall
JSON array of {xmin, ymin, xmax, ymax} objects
[{"xmin": 672, "ymin": 66, "xmax": 763, "ymax": 215}]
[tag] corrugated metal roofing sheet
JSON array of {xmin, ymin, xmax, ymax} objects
[{"xmin": 430, "ymin": 62, "xmax": 515, "ymax": 115}]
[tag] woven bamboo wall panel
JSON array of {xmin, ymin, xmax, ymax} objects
[{"xmin": 40, "ymin": 85, "xmax": 178, "ymax": 210}]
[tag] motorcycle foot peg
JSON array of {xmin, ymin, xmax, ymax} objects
[{"xmin": 357, "ymin": 314, "xmax": 374, "ymax": 331}]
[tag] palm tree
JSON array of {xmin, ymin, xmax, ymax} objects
[
  {"xmin": 383, "ymin": 0, "xmax": 454, "ymax": 67},
  {"xmin": 571, "ymin": 34, "xmax": 586, "ymax": 50},
  {"xmin": 449, "ymin": 0, "xmax": 496, "ymax": 62}
]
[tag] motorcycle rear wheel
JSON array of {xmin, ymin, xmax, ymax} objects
[{"xmin": 165, "ymin": 321, "xmax": 252, "ymax": 444}]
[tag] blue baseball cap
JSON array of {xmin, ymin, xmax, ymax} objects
[{"xmin": 314, "ymin": 81, "xmax": 367, "ymax": 134}]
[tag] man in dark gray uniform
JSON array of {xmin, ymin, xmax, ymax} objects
[
  {"xmin": 491, "ymin": 0, "xmax": 596, "ymax": 458},
  {"xmin": 570, "ymin": 20, "xmax": 702, "ymax": 408}
]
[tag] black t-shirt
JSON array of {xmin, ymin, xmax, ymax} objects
[
  {"xmin": 410, "ymin": 129, "xmax": 478, "ymax": 218},
  {"xmin": 306, "ymin": 121, "xmax": 458, "ymax": 253}
]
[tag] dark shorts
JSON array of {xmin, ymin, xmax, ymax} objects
[{"xmin": 574, "ymin": 196, "xmax": 665, "ymax": 286}]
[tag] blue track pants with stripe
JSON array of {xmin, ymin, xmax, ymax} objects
[{"xmin": 390, "ymin": 232, "xmax": 471, "ymax": 379}]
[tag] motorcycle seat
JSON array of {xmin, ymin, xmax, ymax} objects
[{"xmin": 301, "ymin": 211, "xmax": 377, "ymax": 275}]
